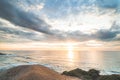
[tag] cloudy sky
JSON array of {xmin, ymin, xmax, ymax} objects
[{"xmin": 0, "ymin": 0, "xmax": 120, "ymax": 50}]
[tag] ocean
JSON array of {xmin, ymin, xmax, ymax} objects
[{"xmin": 0, "ymin": 50, "xmax": 120, "ymax": 74}]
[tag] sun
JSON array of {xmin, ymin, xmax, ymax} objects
[{"xmin": 67, "ymin": 43, "xmax": 74, "ymax": 51}]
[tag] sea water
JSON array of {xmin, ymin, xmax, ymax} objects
[{"xmin": 0, "ymin": 50, "xmax": 120, "ymax": 74}]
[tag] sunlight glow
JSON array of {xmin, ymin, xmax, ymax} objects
[
  {"xmin": 86, "ymin": 40, "xmax": 103, "ymax": 47},
  {"xmin": 67, "ymin": 43, "xmax": 74, "ymax": 59},
  {"xmin": 48, "ymin": 13, "xmax": 114, "ymax": 34},
  {"xmin": 0, "ymin": 41, "xmax": 119, "ymax": 51}
]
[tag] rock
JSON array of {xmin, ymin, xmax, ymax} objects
[
  {"xmin": 0, "ymin": 52, "xmax": 5, "ymax": 55},
  {"xmin": 0, "ymin": 65, "xmax": 80, "ymax": 80},
  {"xmin": 62, "ymin": 68, "xmax": 100, "ymax": 80}
]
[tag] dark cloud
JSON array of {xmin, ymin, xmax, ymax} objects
[
  {"xmin": 93, "ymin": 29, "xmax": 117, "ymax": 41},
  {"xmin": 0, "ymin": 0, "xmax": 52, "ymax": 35},
  {"xmin": 110, "ymin": 21, "xmax": 120, "ymax": 32},
  {"xmin": 67, "ymin": 31, "xmax": 91, "ymax": 41},
  {"xmin": 0, "ymin": 32, "xmax": 30, "ymax": 42},
  {"xmin": 46, "ymin": 29, "xmax": 118, "ymax": 42},
  {"xmin": 96, "ymin": 0, "xmax": 119, "ymax": 9},
  {"xmin": 0, "ymin": 25, "xmax": 46, "ymax": 41},
  {"xmin": 0, "ymin": 18, "xmax": 47, "ymax": 42},
  {"xmin": 57, "ymin": 22, "xmax": 120, "ymax": 41},
  {"xmin": 66, "ymin": 30, "xmax": 116, "ymax": 41}
]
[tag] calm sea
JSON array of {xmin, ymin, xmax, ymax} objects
[{"xmin": 0, "ymin": 50, "xmax": 120, "ymax": 74}]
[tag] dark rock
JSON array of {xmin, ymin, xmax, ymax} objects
[
  {"xmin": 0, "ymin": 52, "xmax": 6, "ymax": 55},
  {"xmin": 62, "ymin": 68, "xmax": 90, "ymax": 80},
  {"xmin": 88, "ymin": 69, "xmax": 100, "ymax": 80},
  {"xmin": 98, "ymin": 75, "xmax": 120, "ymax": 80},
  {"xmin": 62, "ymin": 68, "xmax": 120, "ymax": 80}
]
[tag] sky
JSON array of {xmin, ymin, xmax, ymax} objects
[{"xmin": 0, "ymin": 0, "xmax": 120, "ymax": 51}]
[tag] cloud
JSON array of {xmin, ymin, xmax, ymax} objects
[
  {"xmin": 93, "ymin": 29, "xmax": 117, "ymax": 41},
  {"xmin": 0, "ymin": 18, "xmax": 48, "ymax": 42},
  {"xmin": 42, "ymin": 0, "xmax": 120, "ymax": 18},
  {"xmin": 0, "ymin": 0, "xmax": 120, "ymax": 43},
  {"xmin": 24, "ymin": 3, "xmax": 44, "ymax": 11},
  {"xmin": 56, "ymin": 22, "xmax": 120, "ymax": 41},
  {"xmin": 110, "ymin": 21, "xmax": 120, "ymax": 32},
  {"xmin": 96, "ymin": 0, "xmax": 119, "ymax": 9},
  {"xmin": 96, "ymin": 0, "xmax": 120, "ymax": 13},
  {"xmin": 0, "ymin": 0, "xmax": 52, "ymax": 35},
  {"xmin": 0, "ymin": 26, "xmax": 44, "ymax": 41}
]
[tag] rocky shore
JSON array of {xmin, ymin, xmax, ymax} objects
[
  {"xmin": 0, "ymin": 52, "xmax": 6, "ymax": 55},
  {"xmin": 0, "ymin": 65, "xmax": 80, "ymax": 80},
  {"xmin": 0, "ymin": 64, "xmax": 120, "ymax": 80},
  {"xmin": 62, "ymin": 68, "xmax": 120, "ymax": 80}
]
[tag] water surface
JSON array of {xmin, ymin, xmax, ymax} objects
[{"xmin": 0, "ymin": 50, "xmax": 120, "ymax": 74}]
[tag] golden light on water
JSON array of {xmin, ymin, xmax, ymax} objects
[
  {"xmin": 66, "ymin": 42, "xmax": 76, "ymax": 67},
  {"xmin": 68, "ymin": 49, "xmax": 74, "ymax": 59},
  {"xmin": 67, "ymin": 43, "xmax": 74, "ymax": 59}
]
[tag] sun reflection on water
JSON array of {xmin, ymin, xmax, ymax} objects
[
  {"xmin": 68, "ymin": 48, "xmax": 74, "ymax": 59},
  {"xmin": 67, "ymin": 43, "xmax": 74, "ymax": 60}
]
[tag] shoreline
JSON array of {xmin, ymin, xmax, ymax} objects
[
  {"xmin": 62, "ymin": 68, "xmax": 120, "ymax": 80},
  {"xmin": 0, "ymin": 65, "xmax": 80, "ymax": 80},
  {"xmin": 0, "ymin": 65, "xmax": 120, "ymax": 80}
]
